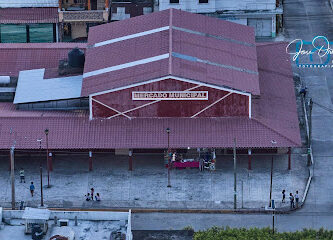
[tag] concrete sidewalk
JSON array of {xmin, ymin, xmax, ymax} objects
[{"xmin": 0, "ymin": 152, "xmax": 307, "ymax": 210}]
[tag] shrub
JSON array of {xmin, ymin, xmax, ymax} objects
[{"xmin": 194, "ymin": 227, "xmax": 333, "ymax": 240}]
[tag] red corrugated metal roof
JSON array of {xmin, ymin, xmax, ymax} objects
[
  {"xmin": 0, "ymin": 42, "xmax": 301, "ymax": 149},
  {"xmin": 252, "ymin": 42, "xmax": 301, "ymax": 146},
  {"xmin": 0, "ymin": 43, "xmax": 87, "ymax": 76},
  {"xmin": 81, "ymin": 9, "xmax": 260, "ymax": 96},
  {"xmin": 0, "ymin": 7, "xmax": 59, "ymax": 24},
  {"xmin": 0, "ymin": 108, "xmax": 298, "ymax": 149}
]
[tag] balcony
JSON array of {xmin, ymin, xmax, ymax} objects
[
  {"xmin": 59, "ymin": 0, "xmax": 109, "ymax": 22},
  {"xmin": 60, "ymin": 10, "xmax": 108, "ymax": 22}
]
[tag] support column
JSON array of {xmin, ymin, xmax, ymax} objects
[
  {"xmin": 53, "ymin": 23, "xmax": 57, "ymax": 42},
  {"xmin": 89, "ymin": 151, "xmax": 93, "ymax": 171},
  {"xmin": 88, "ymin": 0, "xmax": 91, "ymax": 10},
  {"xmin": 288, "ymin": 147, "xmax": 291, "ymax": 170},
  {"xmin": 248, "ymin": 148, "xmax": 252, "ymax": 170},
  {"xmin": 271, "ymin": 16, "xmax": 276, "ymax": 38},
  {"xmin": 9, "ymin": 150, "xmax": 11, "ymax": 171},
  {"xmin": 26, "ymin": 25, "xmax": 30, "ymax": 43},
  {"xmin": 49, "ymin": 152, "xmax": 53, "ymax": 171},
  {"xmin": 128, "ymin": 149, "xmax": 133, "ymax": 171},
  {"xmin": 59, "ymin": 22, "xmax": 64, "ymax": 42}
]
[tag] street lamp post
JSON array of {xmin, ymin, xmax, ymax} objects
[
  {"xmin": 269, "ymin": 140, "xmax": 277, "ymax": 207},
  {"xmin": 37, "ymin": 138, "xmax": 44, "ymax": 207},
  {"xmin": 270, "ymin": 140, "xmax": 277, "ymax": 234},
  {"xmin": 45, "ymin": 129, "xmax": 50, "ymax": 188},
  {"xmin": 166, "ymin": 128, "xmax": 171, "ymax": 188}
]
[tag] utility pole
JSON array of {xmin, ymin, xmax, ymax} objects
[
  {"xmin": 10, "ymin": 146, "xmax": 15, "ymax": 210},
  {"xmin": 307, "ymin": 98, "xmax": 313, "ymax": 166},
  {"xmin": 233, "ymin": 138, "xmax": 237, "ymax": 209},
  {"xmin": 37, "ymin": 139, "xmax": 44, "ymax": 207}
]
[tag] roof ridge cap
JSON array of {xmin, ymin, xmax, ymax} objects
[{"xmin": 256, "ymin": 41, "xmax": 288, "ymax": 47}]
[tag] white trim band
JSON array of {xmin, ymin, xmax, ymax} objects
[
  {"xmin": 93, "ymin": 26, "xmax": 170, "ymax": 48},
  {"xmin": 83, "ymin": 53, "xmax": 170, "ymax": 78}
]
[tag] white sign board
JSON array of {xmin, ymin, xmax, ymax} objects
[{"xmin": 132, "ymin": 91, "xmax": 208, "ymax": 100}]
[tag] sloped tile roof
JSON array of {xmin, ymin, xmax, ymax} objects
[
  {"xmin": 253, "ymin": 42, "xmax": 301, "ymax": 146},
  {"xmin": 0, "ymin": 43, "xmax": 87, "ymax": 76},
  {"xmin": 0, "ymin": 7, "xmax": 59, "ymax": 24},
  {"xmin": 0, "ymin": 106, "xmax": 298, "ymax": 149}
]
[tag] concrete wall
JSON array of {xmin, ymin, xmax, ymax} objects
[
  {"xmin": 2, "ymin": 210, "xmax": 129, "ymax": 221},
  {"xmin": 158, "ymin": 0, "xmax": 276, "ymax": 13}
]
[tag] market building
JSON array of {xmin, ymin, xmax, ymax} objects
[{"xmin": 0, "ymin": 9, "xmax": 300, "ymax": 171}]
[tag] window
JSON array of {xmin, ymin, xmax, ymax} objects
[
  {"xmin": 199, "ymin": 0, "xmax": 208, "ymax": 3},
  {"xmin": 170, "ymin": 0, "xmax": 179, "ymax": 3},
  {"xmin": 0, "ymin": 24, "xmax": 27, "ymax": 43},
  {"xmin": 143, "ymin": 7, "xmax": 152, "ymax": 15}
]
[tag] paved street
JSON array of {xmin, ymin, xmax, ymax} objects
[
  {"xmin": 0, "ymin": 152, "xmax": 306, "ymax": 209},
  {"xmin": 1, "ymin": 0, "xmax": 333, "ymax": 234},
  {"xmin": 132, "ymin": 212, "xmax": 333, "ymax": 232},
  {"xmin": 131, "ymin": 0, "xmax": 333, "ymax": 231}
]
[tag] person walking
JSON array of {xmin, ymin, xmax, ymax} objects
[
  {"xmin": 289, "ymin": 193, "xmax": 295, "ymax": 209},
  {"xmin": 19, "ymin": 168, "xmax": 25, "ymax": 183},
  {"xmin": 90, "ymin": 188, "xmax": 94, "ymax": 201},
  {"xmin": 295, "ymin": 190, "xmax": 299, "ymax": 208},
  {"xmin": 300, "ymin": 87, "xmax": 307, "ymax": 98},
  {"xmin": 30, "ymin": 182, "xmax": 35, "ymax": 197},
  {"xmin": 199, "ymin": 158, "xmax": 204, "ymax": 172},
  {"xmin": 95, "ymin": 193, "xmax": 101, "ymax": 201},
  {"xmin": 85, "ymin": 193, "xmax": 90, "ymax": 201},
  {"xmin": 282, "ymin": 189, "xmax": 286, "ymax": 203}
]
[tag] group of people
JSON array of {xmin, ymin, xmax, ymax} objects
[
  {"xmin": 85, "ymin": 188, "xmax": 101, "ymax": 202},
  {"xmin": 19, "ymin": 168, "xmax": 36, "ymax": 197},
  {"xmin": 282, "ymin": 189, "xmax": 300, "ymax": 209}
]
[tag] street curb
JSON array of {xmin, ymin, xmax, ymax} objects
[
  {"xmin": 299, "ymin": 94, "xmax": 314, "ymax": 209},
  {"xmin": 1, "ymin": 206, "xmax": 300, "ymax": 214}
]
